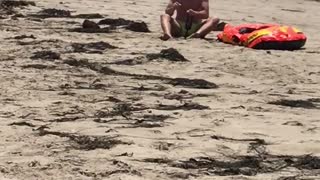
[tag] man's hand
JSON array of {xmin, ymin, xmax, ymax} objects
[
  {"xmin": 186, "ymin": 9, "xmax": 198, "ymax": 16},
  {"xmin": 186, "ymin": 0, "xmax": 209, "ymax": 19},
  {"xmin": 165, "ymin": 0, "xmax": 181, "ymax": 15},
  {"xmin": 172, "ymin": 1, "xmax": 182, "ymax": 10}
]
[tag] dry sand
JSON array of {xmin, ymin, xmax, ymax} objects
[{"xmin": 0, "ymin": 0, "xmax": 320, "ymax": 179}]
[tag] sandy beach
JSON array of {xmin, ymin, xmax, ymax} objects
[{"xmin": 0, "ymin": 0, "xmax": 320, "ymax": 179}]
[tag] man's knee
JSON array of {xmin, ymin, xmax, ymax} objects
[
  {"xmin": 207, "ymin": 17, "xmax": 220, "ymax": 24},
  {"xmin": 160, "ymin": 14, "xmax": 171, "ymax": 20}
]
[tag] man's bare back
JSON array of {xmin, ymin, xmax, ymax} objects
[{"xmin": 160, "ymin": 0, "xmax": 219, "ymax": 40}]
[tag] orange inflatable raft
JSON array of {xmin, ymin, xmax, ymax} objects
[{"xmin": 217, "ymin": 24, "xmax": 307, "ymax": 50}]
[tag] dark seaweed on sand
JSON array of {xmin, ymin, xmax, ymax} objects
[
  {"xmin": 63, "ymin": 59, "xmax": 218, "ymax": 89},
  {"xmin": 31, "ymin": 51, "xmax": 61, "ymax": 60},
  {"xmin": 72, "ymin": 13, "xmax": 103, "ymax": 19},
  {"xmin": 0, "ymin": 0, "xmax": 35, "ymax": 15},
  {"xmin": 142, "ymin": 155, "xmax": 320, "ymax": 176},
  {"xmin": 31, "ymin": 8, "xmax": 71, "ymax": 18},
  {"xmin": 0, "ymin": 0, "xmax": 35, "ymax": 8},
  {"xmin": 69, "ymin": 20, "xmax": 112, "ymax": 33},
  {"xmin": 146, "ymin": 48, "xmax": 189, "ymax": 62},
  {"xmin": 38, "ymin": 129, "xmax": 132, "ymax": 150},
  {"xmin": 269, "ymin": 99, "xmax": 319, "ymax": 109},
  {"xmin": 69, "ymin": 41, "xmax": 117, "ymax": 54},
  {"xmin": 98, "ymin": 18, "xmax": 133, "ymax": 26},
  {"xmin": 98, "ymin": 18, "xmax": 150, "ymax": 32}
]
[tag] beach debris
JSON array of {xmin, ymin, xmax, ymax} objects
[
  {"xmin": 72, "ymin": 13, "xmax": 103, "ymax": 19},
  {"xmin": 131, "ymin": 114, "xmax": 172, "ymax": 128},
  {"xmin": 21, "ymin": 64, "xmax": 56, "ymax": 69},
  {"xmin": 68, "ymin": 41, "xmax": 117, "ymax": 54},
  {"xmin": 30, "ymin": 8, "xmax": 71, "ymax": 18},
  {"xmin": 142, "ymin": 154, "xmax": 320, "ymax": 176},
  {"xmin": 98, "ymin": 18, "xmax": 150, "ymax": 32},
  {"xmin": 168, "ymin": 78, "xmax": 218, "ymax": 89},
  {"xmin": 108, "ymin": 58, "xmax": 144, "ymax": 66},
  {"xmin": 48, "ymin": 116, "xmax": 81, "ymax": 123},
  {"xmin": 282, "ymin": 121, "xmax": 304, "ymax": 126},
  {"xmin": 5, "ymin": 34, "xmax": 36, "ymax": 40},
  {"xmin": 156, "ymin": 102, "xmax": 210, "ymax": 111},
  {"xmin": 93, "ymin": 104, "xmax": 134, "ymax": 119},
  {"xmin": 109, "ymin": 48, "xmax": 188, "ymax": 65},
  {"xmin": 31, "ymin": 51, "xmax": 61, "ymax": 60},
  {"xmin": 174, "ymin": 156, "xmax": 261, "ymax": 176},
  {"xmin": 154, "ymin": 141, "xmax": 176, "ymax": 151},
  {"xmin": 268, "ymin": 99, "xmax": 319, "ymax": 109},
  {"xmin": 64, "ymin": 59, "xmax": 218, "ymax": 89},
  {"xmin": 146, "ymin": 48, "xmax": 189, "ymax": 62},
  {"xmin": 0, "ymin": 0, "xmax": 35, "ymax": 8},
  {"xmin": 132, "ymin": 121, "xmax": 165, "ymax": 128},
  {"xmin": 294, "ymin": 155, "xmax": 320, "ymax": 169},
  {"xmin": 69, "ymin": 27, "xmax": 111, "ymax": 33},
  {"xmin": 69, "ymin": 134, "xmax": 131, "ymax": 150},
  {"xmin": 98, "ymin": 18, "xmax": 133, "ymax": 26},
  {"xmin": 281, "ymin": 8, "xmax": 305, "ymax": 13},
  {"xmin": 0, "ymin": 0, "xmax": 35, "ymax": 15},
  {"xmin": 126, "ymin": 21, "xmax": 150, "ymax": 32},
  {"xmin": 74, "ymin": 41, "xmax": 116, "ymax": 51},
  {"xmin": 142, "ymin": 114, "xmax": 171, "ymax": 122},
  {"xmin": 82, "ymin": 19, "xmax": 100, "ymax": 29},
  {"xmin": 116, "ymin": 152, "xmax": 134, "ymax": 157},
  {"xmin": 29, "ymin": 9, "xmax": 104, "ymax": 19},
  {"xmin": 94, "ymin": 104, "xmax": 172, "ymax": 128},
  {"xmin": 162, "ymin": 92, "xmax": 210, "ymax": 100},
  {"xmin": 9, "ymin": 121, "xmax": 36, "ymax": 127},
  {"xmin": 63, "ymin": 59, "xmax": 92, "ymax": 67},
  {"xmin": 143, "ymin": 158, "xmax": 173, "ymax": 164},
  {"xmin": 37, "ymin": 129, "xmax": 132, "ymax": 150},
  {"xmin": 131, "ymin": 84, "xmax": 167, "ymax": 91},
  {"xmin": 69, "ymin": 19, "xmax": 111, "ymax": 33},
  {"xmin": 78, "ymin": 161, "xmax": 141, "ymax": 177},
  {"xmin": 211, "ymin": 135, "xmax": 267, "ymax": 145},
  {"xmin": 17, "ymin": 39, "xmax": 61, "ymax": 46},
  {"xmin": 13, "ymin": 34, "xmax": 36, "ymax": 40}
]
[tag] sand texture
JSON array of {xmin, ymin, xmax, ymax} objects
[{"xmin": 0, "ymin": 0, "xmax": 320, "ymax": 179}]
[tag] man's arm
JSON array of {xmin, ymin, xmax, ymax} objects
[
  {"xmin": 187, "ymin": 0, "xmax": 209, "ymax": 19},
  {"xmin": 165, "ymin": 0, "xmax": 181, "ymax": 16}
]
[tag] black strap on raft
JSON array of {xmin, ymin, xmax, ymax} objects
[{"xmin": 184, "ymin": 14, "xmax": 193, "ymax": 39}]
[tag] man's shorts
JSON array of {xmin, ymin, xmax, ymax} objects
[{"xmin": 177, "ymin": 20, "xmax": 202, "ymax": 37}]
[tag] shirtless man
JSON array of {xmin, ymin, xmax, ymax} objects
[{"xmin": 160, "ymin": 0, "xmax": 219, "ymax": 40}]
